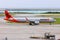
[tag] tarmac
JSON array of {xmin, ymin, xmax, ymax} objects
[{"xmin": 0, "ymin": 17, "xmax": 60, "ymax": 40}]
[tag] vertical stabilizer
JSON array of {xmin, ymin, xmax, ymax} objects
[{"xmin": 4, "ymin": 10, "xmax": 13, "ymax": 20}]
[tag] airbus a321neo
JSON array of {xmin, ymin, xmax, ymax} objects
[{"xmin": 4, "ymin": 10, "xmax": 56, "ymax": 25}]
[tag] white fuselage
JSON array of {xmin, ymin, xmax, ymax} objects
[{"xmin": 10, "ymin": 17, "xmax": 55, "ymax": 22}]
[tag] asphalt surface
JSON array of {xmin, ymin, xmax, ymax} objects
[{"xmin": 0, "ymin": 17, "xmax": 60, "ymax": 40}]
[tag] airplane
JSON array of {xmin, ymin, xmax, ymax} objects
[{"xmin": 4, "ymin": 10, "xmax": 56, "ymax": 25}]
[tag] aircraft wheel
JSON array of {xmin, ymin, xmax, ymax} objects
[{"xmin": 29, "ymin": 22, "xmax": 32, "ymax": 25}]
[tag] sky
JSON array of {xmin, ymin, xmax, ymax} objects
[{"xmin": 0, "ymin": 0, "xmax": 60, "ymax": 9}]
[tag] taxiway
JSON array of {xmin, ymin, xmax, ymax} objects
[{"xmin": 0, "ymin": 17, "xmax": 60, "ymax": 40}]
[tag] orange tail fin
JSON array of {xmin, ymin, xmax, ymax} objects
[{"xmin": 4, "ymin": 10, "xmax": 13, "ymax": 20}]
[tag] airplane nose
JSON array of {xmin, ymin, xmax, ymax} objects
[
  {"xmin": 50, "ymin": 19, "xmax": 56, "ymax": 22},
  {"xmin": 54, "ymin": 19, "xmax": 56, "ymax": 22},
  {"xmin": 52, "ymin": 19, "xmax": 56, "ymax": 22}
]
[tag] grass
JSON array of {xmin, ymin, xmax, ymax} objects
[
  {"xmin": 54, "ymin": 18, "xmax": 60, "ymax": 24},
  {"xmin": 0, "ymin": 13, "xmax": 15, "ymax": 16},
  {"xmin": 0, "ymin": 14, "xmax": 4, "ymax": 16}
]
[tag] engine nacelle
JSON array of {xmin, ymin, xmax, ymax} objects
[{"xmin": 34, "ymin": 21, "xmax": 39, "ymax": 25}]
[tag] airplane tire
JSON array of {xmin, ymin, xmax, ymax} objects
[
  {"xmin": 29, "ymin": 22, "xmax": 39, "ymax": 25},
  {"xmin": 29, "ymin": 22, "xmax": 32, "ymax": 25}
]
